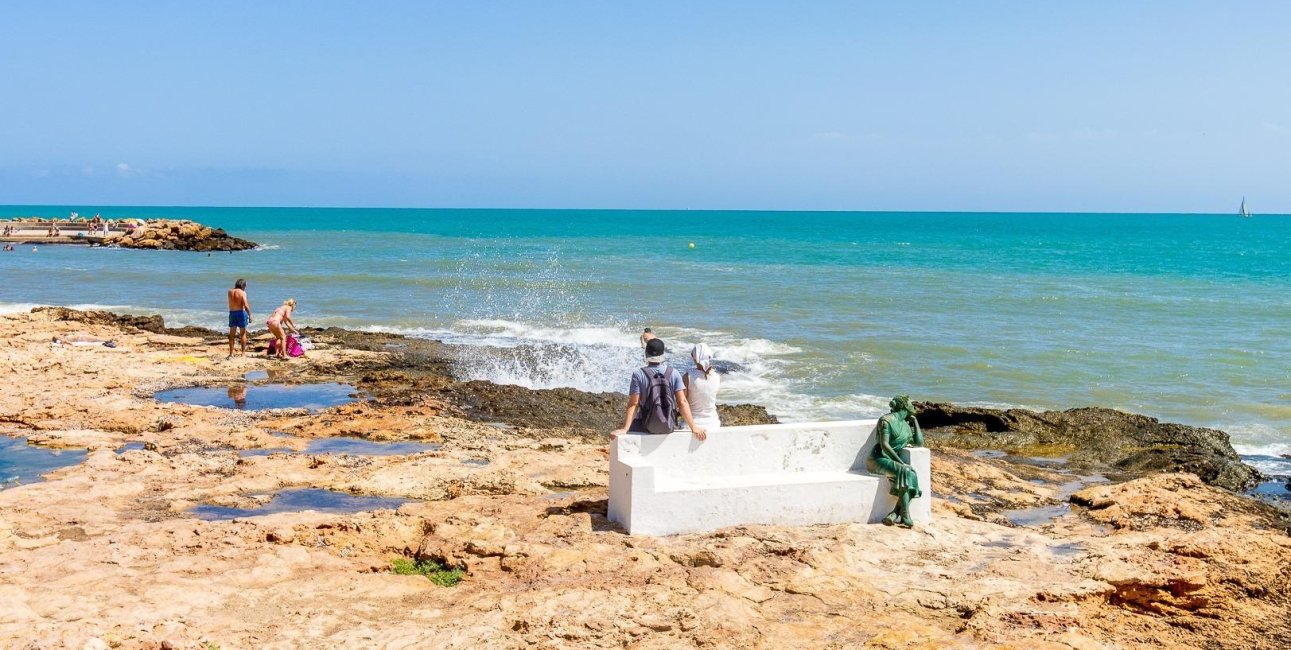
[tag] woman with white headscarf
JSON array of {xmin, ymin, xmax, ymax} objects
[{"xmin": 681, "ymin": 343, "xmax": 722, "ymax": 431}]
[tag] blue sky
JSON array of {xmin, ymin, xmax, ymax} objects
[{"xmin": 2, "ymin": 1, "xmax": 1289, "ymax": 212}]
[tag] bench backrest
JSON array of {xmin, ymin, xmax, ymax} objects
[{"xmin": 618, "ymin": 419, "xmax": 881, "ymax": 477}]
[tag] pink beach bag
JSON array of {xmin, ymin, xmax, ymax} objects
[{"xmin": 267, "ymin": 335, "xmax": 306, "ymax": 358}]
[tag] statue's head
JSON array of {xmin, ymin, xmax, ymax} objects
[{"xmin": 889, "ymin": 394, "xmax": 914, "ymax": 414}]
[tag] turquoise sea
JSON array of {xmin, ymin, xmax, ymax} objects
[{"xmin": 2, "ymin": 206, "xmax": 1289, "ymax": 472}]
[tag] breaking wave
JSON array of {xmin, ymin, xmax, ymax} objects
[{"xmin": 364, "ymin": 318, "xmax": 888, "ymax": 422}]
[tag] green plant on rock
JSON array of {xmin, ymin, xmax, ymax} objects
[{"xmin": 391, "ymin": 557, "xmax": 465, "ymax": 587}]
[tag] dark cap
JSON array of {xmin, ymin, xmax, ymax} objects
[{"xmin": 644, "ymin": 337, "xmax": 666, "ymax": 360}]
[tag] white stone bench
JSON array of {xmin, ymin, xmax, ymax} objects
[{"xmin": 608, "ymin": 420, "xmax": 931, "ymax": 536}]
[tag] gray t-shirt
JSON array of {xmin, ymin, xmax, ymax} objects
[{"xmin": 629, "ymin": 364, "xmax": 685, "ymax": 397}]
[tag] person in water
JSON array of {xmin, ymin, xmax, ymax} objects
[
  {"xmin": 265, "ymin": 299, "xmax": 299, "ymax": 360},
  {"xmin": 868, "ymin": 394, "xmax": 924, "ymax": 528},
  {"xmin": 226, "ymin": 279, "xmax": 252, "ymax": 359}
]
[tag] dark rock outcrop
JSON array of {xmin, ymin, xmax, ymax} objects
[
  {"xmin": 916, "ymin": 401, "xmax": 1261, "ymax": 492},
  {"xmin": 716, "ymin": 404, "xmax": 779, "ymax": 427},
  {"xmin": 29, "ymin": 307, "xmax": 220, "ymax": 340},
  {"xmin": 111, "ymin": 220, "xmax": 256, "ymax": 252}
]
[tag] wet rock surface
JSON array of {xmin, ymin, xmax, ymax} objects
[
  {"xmin": 917, "ymin": 401, "xmax": 1261, "ymax": 492},
  {"xmin": 313, "ymin": 326, "xmax": 779, "ymax": 436}
]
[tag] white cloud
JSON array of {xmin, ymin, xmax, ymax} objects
[
  {"xmin": 808, "ymin": 131, "xmax": 883, "ymax": 145},
  {"xmin": 1072, "ymin": 127, "xmax": 1115, "ymax": 141},
  {"xmin": 811, "ymin": 131, "xmax": 849, "ymax": 142},
  {"xmin": 116, "ymin": 163, "xmax": 143, "ymax": 178},
  {"xmin": 1263, "ymin": 122, "xmax": 1291, "ymax": 136}
]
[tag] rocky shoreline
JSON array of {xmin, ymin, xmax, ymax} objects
[{"xmin": 1, "ymin": 307, "xmax": 1288, "ymax": 649}]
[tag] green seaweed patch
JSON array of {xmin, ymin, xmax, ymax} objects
[
  {"xmin": 1007, "ymin": 443, "xmax": 1079, "ymax": 458},
  {"xmin": 391, "ymin": 557, "xmax": 465, "ymax": 587}
]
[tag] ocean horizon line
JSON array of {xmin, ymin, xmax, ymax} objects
[{"xmin": 2, "ymin": 203, "xmax": 1287, "ymax": 218}]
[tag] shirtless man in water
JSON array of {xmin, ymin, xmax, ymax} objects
[{"xmin": 227, "ymin": 279, "xmax": 252, "ymax": 359}]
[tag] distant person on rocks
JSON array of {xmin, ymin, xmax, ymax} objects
[
  {"xmin": 265, "ymin": 299, "xmax": 299, "ymax": 360},
  {"xmin": 611, "ymin": 338, "xmax": 708, "ymax": 440},
  {"xmin": 680, "ymin": 343, "xmax": 722, "ymax": 432},
  {"xmin": 226, "ymin": 279, "xmax": 252, "ymax": 359}
]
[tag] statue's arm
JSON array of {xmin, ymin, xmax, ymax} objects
[{"xmin": 909, "ymin": 414, "xmax": 924, "ymax": 447}]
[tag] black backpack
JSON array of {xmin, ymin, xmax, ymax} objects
[{"xmin": 633, "ymin": 366, "xmax": 678, "ymax": 434}]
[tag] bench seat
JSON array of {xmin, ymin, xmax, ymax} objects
[{"xmin": 657, "ymin": 470, "xmax": 877, "ymax": 492}]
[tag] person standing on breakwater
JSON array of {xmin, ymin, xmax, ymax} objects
[
  {"xmin": 265, "ymin": 299, "xmax": 299, "ymax": 360},
  {"xmin": 226, "ymin": 279, "xmax": 252, "ymax": 359},
  {"xmin": 611, "ymin": 338, "xmax": 708, "ymax": 440}
]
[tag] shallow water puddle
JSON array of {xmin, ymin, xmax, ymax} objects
[
  {"xmin": 1003, "ymin": 503, "xmax": 1072, "ymax": 527},
  {"xmin": 190, "ymin": 488, "xmax": 412, "ymax": 520},
  {"xmin": 238, "ymin": 436, "xmax": 440, "ymax": 457},
  {"xmin": 1242, "ymin": 454, "xmax": 1291, "ymax": 504},
  {"xmin": 237, "ymin": 447, "xmax": 294, "ymax": 457},
  {"xmin": 154, "ymin": 382, "xmax": 358, "ymax": 411},
  {"xmin": 115, "ymin": 441, "xmax": 146, "ymax": 453},
  {"xmin": 304, "ymin": 437, "xmax": 440, "ymax": 455},
  {"xmin": 1250, "ymin": 478, "xmax": 1291, "ymax": 503},
  {"xmin": 0, "ymin": 437, "xmax": 88, "ymax": 488}
]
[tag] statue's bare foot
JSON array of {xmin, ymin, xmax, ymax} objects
[
  {"xmin": 882, "ymin": 512, "xmax": 899, "ymax": 526},
  {"xmin": 899, "ymin": 514, "xmax": 914, "ymax": 528}
]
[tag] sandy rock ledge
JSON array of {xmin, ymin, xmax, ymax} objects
[{"xmin": 0, "ymin": 309, "xmax": 1287, "ymax": 649}]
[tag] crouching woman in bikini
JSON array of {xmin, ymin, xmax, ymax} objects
[{"xmin": 265, "ymin": 299, "xmax": 299, "ymax": 360}]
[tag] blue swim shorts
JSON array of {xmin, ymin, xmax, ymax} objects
[{"xmin": 228, "ymin": 310, "xmax": 249, "ymax": 328}]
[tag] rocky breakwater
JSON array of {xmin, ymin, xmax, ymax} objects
[{"xmin": 111, "ymin": 219, "xmax": 257, "ymax": 252}]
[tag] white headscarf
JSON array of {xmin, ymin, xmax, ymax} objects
[{"xmin": 691, "ymin": 343, "xmax": 714, "ymax": 376}]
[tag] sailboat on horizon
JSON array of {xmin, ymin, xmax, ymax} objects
[{"xmin": 1239, "ymin": 197, "xmax": 1252, "ymax": 218}]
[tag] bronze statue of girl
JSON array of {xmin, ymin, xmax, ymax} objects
[{"xmin": 868, "ymin": 395, "xmax": 924, "ymax": 527}]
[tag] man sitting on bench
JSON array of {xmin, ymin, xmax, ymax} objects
[{"xmin": 610, "ymin": 337, "xmax": 709, "ymax": 441}]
